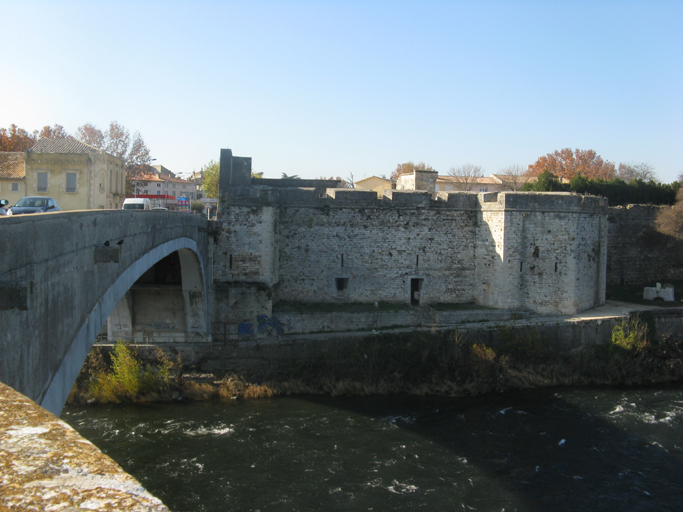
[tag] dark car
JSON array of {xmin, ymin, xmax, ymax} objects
[{"xmin": 10, "ymin": 196, "xmax": 62, "ymax": 215}]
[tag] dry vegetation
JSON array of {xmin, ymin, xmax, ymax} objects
[{"xmin": 68, "ymin": 314, "xmax": 683, "ymax": 407}]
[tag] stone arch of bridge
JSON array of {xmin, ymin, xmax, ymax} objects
[{"xmin": 40, "ymin": 238, "xmax": 207, "ymax": 416}]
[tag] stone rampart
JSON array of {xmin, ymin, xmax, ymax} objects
[
  {"xmin": 606, "ymin": 205, "xmax": 683, "ymax": 287},
  {"xmin": 475, "ymin": 192, "xmax": 607, "ymax": 314},
  {"xmin": 212, "ymin": 151, "xmax": 609, "ymax": 341}
]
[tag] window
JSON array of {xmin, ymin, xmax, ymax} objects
[
  {"xmin": 157, "ymin": 191, "xmax": 161, "ymax": 196},
  {"xmin": 66, "ymin": 173, "xmax": 77, "ymax": 193},
  {"xmin": 37, "ymin": 172, "xmax": 48, "ymax": 192},
  {"xmin": 11, "ymin": 183, "xmax": 19, "ymax": 192}
]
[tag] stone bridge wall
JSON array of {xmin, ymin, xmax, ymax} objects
[{"xmin": 0, "ymin": 210, "xmax": 212, "ymax": 414}]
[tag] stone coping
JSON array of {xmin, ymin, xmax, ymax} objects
[{"xmin": 0, "ymin": 382, "xmax": 169, "ymax": 511}]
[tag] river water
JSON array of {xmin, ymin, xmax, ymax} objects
[{"xmin": 62, "ymin": 384, "xmax": 683, "ymax": 512}]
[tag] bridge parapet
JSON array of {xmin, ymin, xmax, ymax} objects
[{"xmin": 0, "ymin": 381, "xmax": 170, "ymax": 510}]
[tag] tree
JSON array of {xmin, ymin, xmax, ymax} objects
[
  {"xmin": 447, "ymin": 163, "xmax": 483, "ymax": 191},
  {"xmin": 0, "ymin": 124, "xmax": 38, "ymax": 151},
  {"xmin": 105, "ymin": 121, "xmax": 130, "ymax": 159},
  {"xmin": 617, "ymin": 162, "xmax": 657, "ymax": 182},
  {"xmin": 39, "ymin": 124, "xmax": 69, "ymax": 138},
  {"xmin": 127, "ymin": 132, "xmax": 151, "ymax": 167},
  {"xmin": 497, "ymin": 164, "xmax": 531, "ymax": 191},
  {"xmin": 76, "ymin": 123, "xmax": 105, "ymax": 148},
  {"xmin": 525, "ymin": 171, "xmax": 679, "ymax": 205},
  {"xmin": 191, "ymin": 200, "xmax": 204, "ymax": 214},
  {"xmin": 521, "ymin": 171, "xmax": 567, "ymax": 192},
  {"xmin": 528, "ymin": 148, "xmax": 616, "ymax": 180},
  {"xmin": 201, "ymin": 160, "xmax": 220, "ymax": 199},
  {"xmin": 74, "ymin": 122, "xmax": 152, "ymax": 195},
  {"xmin": 391, "ymin": 161, "xmax": 435, "ymax": 182}
]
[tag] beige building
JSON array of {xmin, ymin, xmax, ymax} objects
[
  {"xmin": 436, "ymin": 175, "xmax": 509, "ymax": 193},
  {"xmin": 435, "ymin": 173, "xmax": 539, "ymax": 193},
  {"xmin": 0, "ymin": 138, "xmax": 126, "ymax": 210},
  {"xmin": 354, "ymin": 176, "xmax": 393, "ymax": 197},
  {"xmin": 0, "ymin": 153, "xmax": 25, "ymax": 205}
]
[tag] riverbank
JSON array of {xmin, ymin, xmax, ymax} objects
[{"xmin": 68, "ymin": 309, "xmax": 683, "ymax": 406}]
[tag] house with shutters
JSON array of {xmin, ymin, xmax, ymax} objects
[{"xmin": 0, "ymin": 137, "xmax": 126, "ymax": 210}]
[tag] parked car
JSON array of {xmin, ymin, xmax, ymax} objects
[
  {"xmin": 10, "ymin": 196, "xmax": 61, "ymax": 215},
  {"xmin": 122, "ymin": 198, "xmax": 151, "ymax": 210}
]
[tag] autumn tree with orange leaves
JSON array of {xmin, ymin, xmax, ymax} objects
[
  {"xmin": 0, "ymin": 124, "xmax": 39, "ymax": 152},
  {"xmin": 527, "ymin": 148, "xmax": 616, "ymax": 181}
]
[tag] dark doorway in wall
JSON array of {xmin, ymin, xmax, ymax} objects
[
  {"xmin": 410, "ymin": 278, "xmax": 423, "ymax": 306},
  {"xmin": 336, "ymin": 277, "xmax": 349, "ymax": 296}
]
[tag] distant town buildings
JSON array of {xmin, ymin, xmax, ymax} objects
[
  {"xmin": 354, "ymin": 173, "xmax": 535, "ymax": 197},
  {"xmin": 0, "ymin": 137, "xmax": 202, "ymax": 211},
  {"xmin": 135, "ymin": 165, "xmax": 203, "ymax": 209}
]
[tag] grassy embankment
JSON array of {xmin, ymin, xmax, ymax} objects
[{"xmin": 68, "ymin": 311, "xmax": 683, "ymax": 406}]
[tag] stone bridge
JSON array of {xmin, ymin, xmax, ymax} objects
[{"xmin": 0, "ymin": 210, "xmax": 215, "ymax": 415}]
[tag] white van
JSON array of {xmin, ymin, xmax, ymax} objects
[{"xmin": 122, "ymin": 198, "xmax": 151, "ymax": 210}]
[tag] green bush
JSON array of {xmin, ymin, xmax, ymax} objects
[
  {"xmin": 89, "ymin": 341, "xmax": 175, "ymax": 403},
  {"xmin": 609, "ymin": 315, "xmax": 652, "ymax": 354}
]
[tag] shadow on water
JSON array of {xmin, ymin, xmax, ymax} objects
[{"xmin": 303, "ymin": 384, "xmax": 683, "ymax": 512}]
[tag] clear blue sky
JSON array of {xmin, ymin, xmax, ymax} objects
[{"xmin": 2, "ymin": 1, "xmax": 681, "ymax": 182}]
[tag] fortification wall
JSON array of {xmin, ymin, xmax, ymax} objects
[
  {"xmin": 606, "ymin": 205, "xmax": 683, "ymax": 287},
  {"xmin": 211, "ymin": 151, "xmax": 609, "ymax": 339},
  {"xmin": 276, "ymin": 203, "xmax": 478, "ymax": 304},
  {"xmin": 214, "ymin": 205, "xmax": 278, "ymax": 284},
  {"xmin": 476, "ymin": 193, "xmax": 607, "ymax": 314},
  {"xmin": 213, "ymin": 204, "xmax": 278, "ymax": 327}
]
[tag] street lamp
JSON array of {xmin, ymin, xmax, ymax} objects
[{"xmin": 134, "ymin": 158, "xmax": 156, "ymax": 198}]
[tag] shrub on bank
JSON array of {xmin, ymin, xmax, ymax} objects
[
  {"xmin": 68, "ymin": 343, "xmax": 277, "ymax": 405},
  {"xmin": 85, "ymin": 341, "xmax": 177, "ymax": 403}
]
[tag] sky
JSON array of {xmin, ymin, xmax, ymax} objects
[{"xmin": 1, "ymin": 1, "xmax": 681, "ymax": 182}]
